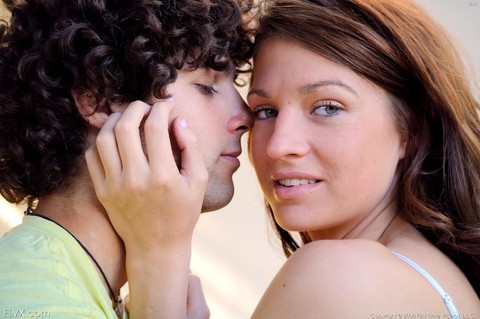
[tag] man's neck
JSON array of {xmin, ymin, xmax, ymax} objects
[{"xmin": 34, "ymin": 176, "xmax": 127, "ymax": 299}]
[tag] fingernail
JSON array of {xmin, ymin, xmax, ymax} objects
[{"xmin": 180, "ymin": 118, "xmax": 188, "ymax": 128}]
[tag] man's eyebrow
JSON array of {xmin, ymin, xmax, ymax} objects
[
  {"xmin": 248, "ymin": 79, "xmax": 358, "ymax": 99},
  {"xmin": 301, "ymin": 80, "xmax": 358, "ymax": 96},
  {"xmin": 198, "ymin": 62, "xmax": 236, "ymax": 79}
]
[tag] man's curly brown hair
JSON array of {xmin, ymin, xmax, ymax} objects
[{"xmin": 0, "ymin": 0, "xmax": 254, "ymax": 205}]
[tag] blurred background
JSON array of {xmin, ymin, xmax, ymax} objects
[{"xmin": 0, "ymin": 1, "xmax": 478, "ymax": 318}]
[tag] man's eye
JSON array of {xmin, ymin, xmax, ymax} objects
[{"xmin": 196, "ymin": 84, "xmax": 217, "ymax": 95}]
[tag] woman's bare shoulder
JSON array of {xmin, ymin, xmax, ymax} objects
[{"xmin": 252, "ymin": 239, "xmax": 472, "ymax": 319}]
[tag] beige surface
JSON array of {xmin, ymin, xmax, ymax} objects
[{"xmin": 0, "ymin": 1, "xmax": 478, "ymax": 318}]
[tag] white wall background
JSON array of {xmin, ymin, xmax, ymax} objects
[{"xmin": 0, "ymin": 1, "xmax": 478, "ymax": 318}]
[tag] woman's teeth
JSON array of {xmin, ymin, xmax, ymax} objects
[{"xmin": 278, "ymin": 179, "xmax": 318, "ymax": 187}]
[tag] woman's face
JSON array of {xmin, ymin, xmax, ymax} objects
[{"xmin": 247, "ymin": 38, "xmax": 406, "ymax": 240}]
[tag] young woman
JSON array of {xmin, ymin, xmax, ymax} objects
[
  {"xmin": 247, "ymin": 0, "xmax": 480, "ymax": 316},
  {"xmin": 87, "ymin": 0, "xmax": 480, "ymax": 317}
]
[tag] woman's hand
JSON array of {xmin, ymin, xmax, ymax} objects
[
  {"xmin": 86, "ymin": 99, "xmax": 207, "ymax": 251},
  {"xmin": 85, "ymin": 99, "xmax": 208, "ymax": 318}
]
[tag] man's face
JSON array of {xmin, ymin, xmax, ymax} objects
[{"xmin": 163, "ymin": 66, "xmax": 252, "ymax": 212}]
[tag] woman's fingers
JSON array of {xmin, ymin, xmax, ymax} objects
[
  {"xmin": 112, "ymin": 101, "xmax": 151, "ymax": 176},
  {"xmin": 144, "ymin": 99, "xmax": 207, "ymax": 190},
  {"xmin": 93, "ymin": 112, "xmax": 123, "ymax": 182},
  {"xmin": 89, "ymin": 99, "xmax": 206, "ymax": 189},
  {"xmin": 86, "ymin": 98, "xmax": 207, "ymax": 247},
  {"xmin": 171, "ymin": 117, "xmax": 208, "ymax": 188},
  {"xmin": 144, "ymin": 99, "xmax": 177, "ymax": 174}
]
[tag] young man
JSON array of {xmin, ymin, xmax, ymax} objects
[{"xmin": 0, "ymin": 0, "xmax": 253, "ymax": 318}]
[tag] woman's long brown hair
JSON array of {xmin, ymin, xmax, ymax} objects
[{"xmin": 252, "ymin": 0, "xmax": 480, "ymax": 296}]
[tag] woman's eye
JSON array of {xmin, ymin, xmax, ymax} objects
[
  {"xmin": 252, "ymin": 107, "xmax": 278, "ymax": 120},
  {"xmin": 196, "ymin": 84, "xmax": 217, "ymax": 95},
  {"xmin": 314, "ymin": 102, "xmax": 342, "ymax": 117}
]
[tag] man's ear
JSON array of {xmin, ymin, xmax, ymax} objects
[{"xmin": 72, "ymin": 90, "xmax": 109, "ymax": 129}]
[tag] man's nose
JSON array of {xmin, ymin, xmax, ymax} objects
[{"xmin": 227, "ymin": 97, "xmax": 253, "ymax": 135}]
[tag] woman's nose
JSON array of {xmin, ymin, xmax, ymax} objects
[{"xmin": 266, "ymin": 110, "xmax": 310, "ymax": 159}]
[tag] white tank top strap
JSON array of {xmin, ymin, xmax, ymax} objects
[{"xmin": 391, "ymin": 251, "xmax": 460, "ymax": 318}]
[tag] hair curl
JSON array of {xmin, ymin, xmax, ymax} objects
[
  {"xmin": 0, "ymin": 0, "xmax": 254, "ymax": 205},
  {"xmin": 253, "ymin": 0, "xmax": 480, "ymax": 296}
]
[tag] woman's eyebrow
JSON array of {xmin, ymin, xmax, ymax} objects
[
  {"xmin": 247, "ymin": 88, "xmax": 269, "ymax": 99},
  {"xmin": 247, "ymin": 79, "xmax": 357, "ymax": 99},
  {"xmin": 300, "ymin": 80, "xmax": 358, "ymax": 96}
]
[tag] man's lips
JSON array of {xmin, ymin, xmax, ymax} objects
[
  {"xmin": 220, "ymin": 150, "xmax": 242, "ymax": 169},
  {"xmin": 221, "ymin": 150, "xmax": 242, "ymax": 158}
]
